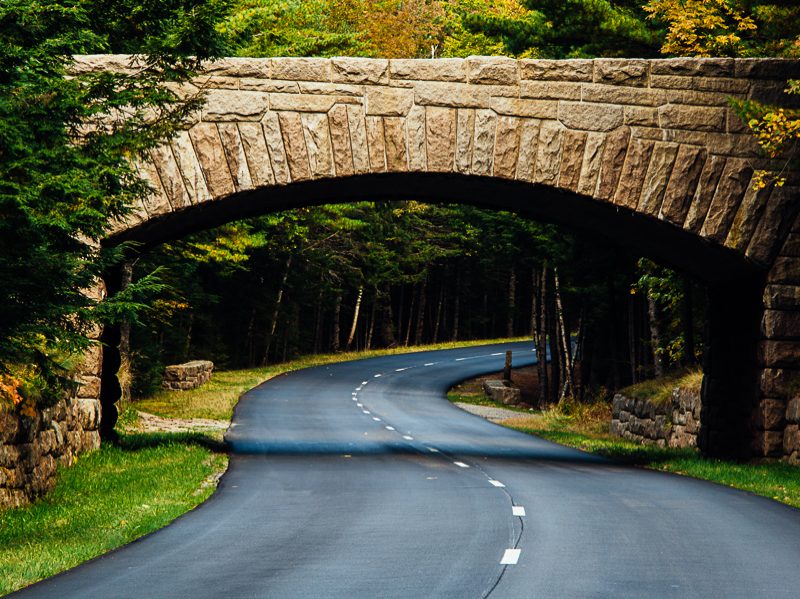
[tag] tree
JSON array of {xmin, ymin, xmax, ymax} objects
[
  {"xmin": 0, "ymin": 0, "xmax": 227, "ymax": 412},
  {"xmin": 459, "ymin": 0, "xmax": 660, "ymax": 58}
]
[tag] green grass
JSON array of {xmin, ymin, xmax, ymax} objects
[
  {"xmin": 495, "ymin": 404, "xmax": 800, "ymax": 509},
  {"xmin": 446, "ymin": 391, "xmax": 533, "ymax": 413},
  {"xmin": 133, "ymin": 337, "xmax": 532, "ymax": 421},
  {"xmin": 0, "ymin": 434, "xmax": 227, "ymax": 596}
]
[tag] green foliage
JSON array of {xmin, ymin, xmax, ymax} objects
[
  {"xmin": 460, "ymin": 0, "xmax": 661, "ymax": 58},
  {"xmin": 0, "ymin": 0, "xmax": 227, "ymax": 409}
]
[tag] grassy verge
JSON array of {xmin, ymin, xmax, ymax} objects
[
  {"xmin": 489, "ymin": 398, "xmax": 800, "ymax": 509},
  {"xmin": 132, "ymin": 337, "xmax": 532, "ymax": 421},
  {"xmin": 0, "ymin": 434, "xmax": 227, "ymax": 596}
]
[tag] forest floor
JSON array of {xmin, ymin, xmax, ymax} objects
[{"xmin": 449, "ymin": 372, "xmax": 800, "ymax": 510}]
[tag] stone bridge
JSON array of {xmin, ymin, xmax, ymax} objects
[{"xmin": 76, "ymin": 54, "xmax": 800, "ymax": 460}]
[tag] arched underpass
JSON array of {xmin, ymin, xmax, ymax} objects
[{"xmin": 73, "ymin": 54, "xmax": 800, "ymax": 460}]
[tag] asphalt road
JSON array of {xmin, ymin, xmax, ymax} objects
[{"xmin": 13, "ymin": 342, "xmax": 800, "ymax": 598}]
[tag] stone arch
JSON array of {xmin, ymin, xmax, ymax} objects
[{"xmin": 75, "ymin": 55, "xmax": 800, "ymax": 459}]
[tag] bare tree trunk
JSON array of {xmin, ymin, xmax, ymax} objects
[
  {"xmin": 346, "ymin": 286, "xmax": 364, "ymax": 350},
  {"xmin": 647, "ymin": 294, "xmax": 664, "ymax": 377},
  {"xmin": 379, "ymin": 285, "xmax": 396, "ymax": 347},
  {"xmin": 530, "ymin": 267, "xmax": 537, "ymax": 337},
  {"xmin": 403, "ymin": 285, "xmax": 416, "ymax": 346},
  {"xmin": 432, "ymin": 282, "xmax": 444, "ymax": 343},
  {"xmin": 262, "ymin": 255, "xmax": 292, "ymax": 365},
  {"xmin": 366, "ymin": 291, "xmax": 377, "ymax": 350},
  {"xmin": 119, "ymin": 261, "xmax": 133, "ymax": 403},
  {"xmin": 313, "ymin": 272, "xmax": 324, "ymax": 354},
  {"xmin": 507, "ymin": 268, "xmax": 516, "ymax": 338},
  {"xmin": 331, "ymin": 291, "xmax": 342, "ymax": 352},
  {"xmin": 535, "ymin": 265, "xmax": 549, "ymax": 408},
  {"xmin": 554, "ymin": 268, "xmax": 573, "ymax": 399},
  {"xmin": 414, "ymin": 275, "xmax": 427, "ymax": 345}
]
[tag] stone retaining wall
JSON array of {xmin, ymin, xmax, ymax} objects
[
  {"xmin": 163, "ymin": 360, "xmax": 214, "ymax": 391},
  {"xmin": 0, "ymin": 396, "xmax": 101, "ymax": 509},
  {"xmin": 784, "ymin": 398, "xmax": 800, "ymax": 464},
  {"xmin": 610, "ymin": 387, "xmax": 701, "ymax": 448}
]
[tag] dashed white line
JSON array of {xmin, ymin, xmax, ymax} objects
[
  {"xmin": 372, "ymin": 417, "xmax": 381, "ymax": 422},
  {"xmin": 357, "ymin": 403, "xmax": 363, "ymax": 407},
  {"xmin": 500, "ymin": 549, "xmax": 521, "ymax": 565},
  {"xmin": 362, "ymin": 410, "xmax": 371, "ymax": 415},
  {"xmin": 453, "ymin": 461, "xmax": 470, "ymax": 468},
  {"xmin": 402, "ymin": 435, "xmax": 414, "ymax": 440},
  {"xmin": 361, "ymin": 381, "xmax": 368, "ymax": 385},
  {"xmin": 424, "ymin": 363, "xmax": 436, "ymax": 366},
  {"xmin": 395, "ymin": 367, "xmax": 411, "ymax": 372},
  {"xmin": 352, "ymin": 398, "xmax": 358, "ymax": 401},
  {"xmin": 374, "ymin": 374, "xmax": 382, "ymax": 378},
  {"xmin": 491, "ymin": 352, "xmax": 503, "ymax": 356},
  {"xmin": 385, "ymin": 426, "xmax": 395, "ymax": 431},
  {"xmin": 512, "ymin": 506, "xmax": 526, "ymax": 517},
  {"xmin": 427, "ymin": 447, "xmax": 439, "ymax": 453},
  {"xmin": 488, "ymin": 480, "xmax": 506, "ymax": 488}
]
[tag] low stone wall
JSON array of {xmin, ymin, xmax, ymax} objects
[
  {"xmin": 610, "ymin": 387, "xmax": 701, "ymax": 448},
  {"xmin": 163, "ymin": 360, "xmax": 214, "ymax": 391},
  {"xmin": 0, "ymin": 396, "xmax": 101, "ymax": 509},
  {"xmin": 483, "ymin": 379, "xmax": 521, "ymax": 405}
]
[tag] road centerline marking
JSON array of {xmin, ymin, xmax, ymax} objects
[
  {"xmin": 402, "ymin": 435, "xmax": 414, "ymax": 440},
  {"xmin": 512, "ymin": 506, "xmax": 526, "ymax": 517},
  {"xmin": 385, "ymin": 426, "xmax": 395, "ymax": 431},
  {"xmin": 372, "ymin": 417, "xmax": 381, "ymax": 422},
  {"xmin": 453, "ymin": 461, "xmax": 470, "ymax": 468},
  {"xmin": 488, "ymin": 480, "xmax": 505, "ymax": 488},
  {"xmin": 374, "ymin": 374, "xmax": 381, "ymax": 378},
  {"xmin": 362, "ymin": 410, "xmax": 370, "ymax": 414},
  {"xmin": 500, "ymin": 549, "xmax": 521, "ymax": 565}
]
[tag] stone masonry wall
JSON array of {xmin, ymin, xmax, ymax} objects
[
  {"xmin": 0, "ymin": 395, "xmax": 101, "ymax": 509},
  {"xmin": 611, "ymin": 387, "xmax": 701, "ymax": 448},
  {"xmin": 162, "ymin": 360, "xmax": 214, "ymax": 391}
]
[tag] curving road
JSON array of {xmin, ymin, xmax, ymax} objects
[{"xmin": 13, "ymin": 342, "xmax": 800, "ymax": 598}]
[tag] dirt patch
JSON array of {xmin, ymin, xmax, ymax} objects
[{"xmin": 132, "ymin": 411, "xmax": 229, "ymax": 435}]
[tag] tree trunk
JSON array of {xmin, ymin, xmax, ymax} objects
[
  {"xmin": 554, "ymin": 267, "xmax": 573, "ymax": 399},
  {"xmin": 628, "ymin": 290, "xmax": 638, "ymax": 384},
  {"xmin": 262, "ymin": 255, "xmax": 292, "ymax": 365},
  {"xmin": 507, "ymin": 268, "xmax": 516, "ymax": 338},
  {"xmin": 331, "ymin": 291, "xmax": 342, "ymax": 352},
  {"xmin": 403, "ymin": 285, "xmax": 416, "ymax": 346},
  {"xmin": 346, "ymin": 285, "xmax": 364, "ymax": 350},
  {"xmin": 647, "ymin": 293, "xmax": 664, "ymax": 377},
  {"xmin": 414, "ymin": 275, "xmax": 427, "ymax": 345},
  {"xmin": 118, "ymin": 261, "xmax": 133, "ymax": 403},
  {"xmin": 535, "ymin": 265, "xmax": 549, "ymax": 408},
  {"xmin": 366, "ymin": 291, "xmax": 377, "ymax": 350},
  {"xmin": 313, "ymin": 272, "xmax": 324, "ymax": 354},
  {"xmin": 432, "ymin": 282, "xmax": 444, "ymax": 343},
  {"xmin": 379, "ymin": 285, "xmax": 396, "ymax": 347}
]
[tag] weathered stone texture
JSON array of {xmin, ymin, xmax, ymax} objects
[
  {"xmin": 301, "ymin": 113, "xmax": 335, "ymax": 178},
  {"xmin": 492, "ymin": 116, "xmax": 520, "ymax": 179},
  {"xmin": 611, "ymin": 387, "xmax": 701, "ymax": 448},
  {"xmin": 534, "ymin": 120, "xmax": 563, "ymax": 185},
  {"xmin": 163, "ymin": 360, "xmax": 214, "ymax": 392},
  {"xmin": 426, "ymin": 107, "xmax": 457, "ymax": 173},
  {"xmin": 638, "ymin": 142, "xmax": 678, "ymax": 215},
  {"xmin": 237, "ymin": 122, "xmax": 275, "ymax": 187},
  {"xmin": 0, "ymin": 393, "xmax": 101, "ymax": 509},
  {"xmin": 383, "ymin": 117, "xmax": 408, "ymax": 172},
  {"xmin": 278, "ymin": 112, "xmax": 312, "ymax": 181},
  {"xmin": 328, "ymin": 105, "xmax": 355, "ymax": 177},
  {"xmin": 659, "ymin": 146, "xmax": 706, "ymax": 225},
  {"xmin": 471, "ymin": 109, "xmax": 497, "ymax": 176},
  {"xmin": 615, "ymin": 138, "xmax": 654, "ymax": 209},
  {"xmin": 406, "ymin": 106, "xmax": 427, "ymax": 172},
  {"xmin": 189, "ymin": 123, "xmax": 235, "ymax": 198},
  {"xmin": 218, "ymin": 123, "xmax": 254, "ymax": 192},
  {"xmin": 557, "ymin": 130, "xmax": 588, "ymax": 191},
  {"xmin": 261, "ymin": 113, "xmax": 292, "ymax": 184}
]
